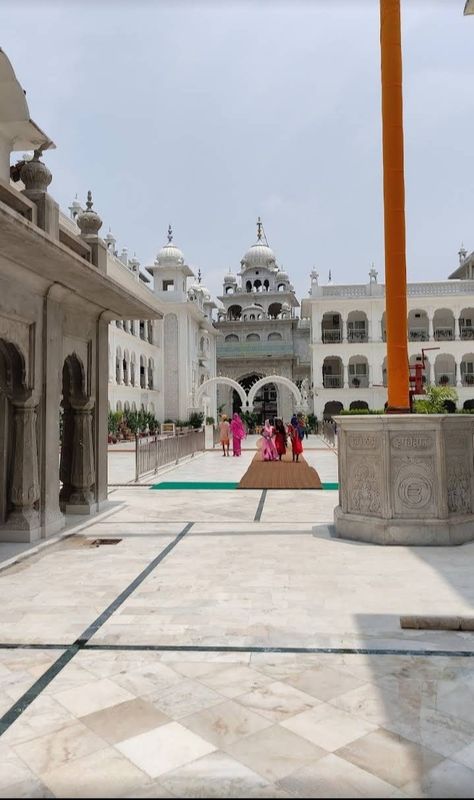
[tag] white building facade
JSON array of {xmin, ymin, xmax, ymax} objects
[
  {"xmin": 302, "ymin": 260, "xmax": 474, "ymax": 418},
  {"xmin": 215, "ymin": 220, "xmax": 311, "ymax": 422}
]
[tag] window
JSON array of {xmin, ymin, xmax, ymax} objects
[
  {"xmin": 246, "ymin": 333, "xmax": 260, "ymax": 342},
  {"xmin": 225, "ymin": 334, "xmax": 239, "ymax": 343},
  {"xmin": 162, "ymin": 279, "xmax": 174, "ymax": 291},
  {"xmin": 349, "ymin": 363, "xmax": 367, "ymax": 375}
]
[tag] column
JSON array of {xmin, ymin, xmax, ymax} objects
[
  {"xmin": 343, "ymin": 363, "xmax": 349, "ymax": 389},
  {"xmin": 66, "ymin": 399, "xmax": 96, "ymax": 514},
  {"xmin": 42, "ymin": 290, "xmax": 65, "ymax": 536},
  {"xmin": 341, "ymin": 316, "xmax": 347, "ymax": 343},
  {"xmin": 117, "ymin": 353, "xmax": 123, "ymax": 385},
  {"xmin": 96, "ymin": 316, "xmax": 109, "ymax": 507},
  {"xmin": 428, "ymin": 314, "xmax": 434, "ymax": 341},
  {"xmin": 8, "ymin": 401, "xmax": 41, "ymax": 540},
  {"xmin": 456, "ymin": 356, "xmax": 463, "ymax": 388}
]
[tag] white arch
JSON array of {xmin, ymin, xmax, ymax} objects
[
  {"xmin": 196, "ymin": 376, "xmax": 248, "ymax": 408},
  {"xmin": 247, "ymin": 375, "xmax": 302, "ymax": 408}
]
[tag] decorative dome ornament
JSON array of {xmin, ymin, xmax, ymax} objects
[
  {"xmin": 155, "ymin": 223, "xmax": 185, "ymax": 266},
  {"xmin": 20, "ymin": 148, "xmax": 52, "ymax": 192},
  {"xmin": 77, "ymin": 190, "xmax": 103, "ymax": 235}
]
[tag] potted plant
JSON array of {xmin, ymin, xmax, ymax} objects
[{"xmin": 206, "ymin": 416, "xmax": 215, "ymax": 426}]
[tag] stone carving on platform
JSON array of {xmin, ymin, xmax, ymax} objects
[
  {"xmin": 348, "ymin": 433, "xmax": 379, "ymax": 450},
  {"xmin": 447, "ymin": 459, "xmax": 471, "ymax": 514},
  {"xmin": 393, "ymin": 456, "xmax": 434, "ymax": 515},
  {"xmin": 391, "ymin": 434, "xmax": 433, "ymax": 450},
  {"xmin": 348, "ymin": 459, "xmax": 382, "ymax": 515}
]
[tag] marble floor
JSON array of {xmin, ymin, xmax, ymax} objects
[{"xmin": 1, "ymin": 440, "xmax": 474, "ymax": 797}]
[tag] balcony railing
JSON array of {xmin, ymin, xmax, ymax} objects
[
  {"xmin": 434, "ymin": 372, "xmax": 456, "ymax": 386},
  {"xmin": 434, "ymin": 328, "xmax": 454, "ymax": 341},
  {"xmin": 461, "ymin": 374, "xmax": 474, "ymax": 387},
  {"xmin": 322, "ymin": 329, "xmax": 342, "ymax": 344},
  {"xmin": 216, "ymin": 342, "xmax": 294, "ymax": 358},
  {"xmin": 409, "ymin": 327, "xmax": 429, "ymax": 342},
  {"xmin": 347, "ymin": 329, "xmax": 368, "ymax": 343},
  {"xmin": 323, "ymin": 375, "xmax": 343, "ymax": 389},
  {"xmin": 461, "ymin": 327, "xmax": 474, "ymax": 340},
  {"xmin": 349, "ymin": 375, "xmax": 369, "ymax": 388}
]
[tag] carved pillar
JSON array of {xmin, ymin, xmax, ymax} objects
[
  {"xmin": 341, "ymin": 316, "xmax": 347, "ymax": 343},
  {"xmin": 456, "ymin": 357, "xmax": 463, "ymax": 388},
  {"xmin": 67, "ymin": 399, "xmax": 96, "ymax": 513},
  {"xmin": 343, "ymin": 363, "xmax": 349, "ymax": 389},
  {"xmin": 428, "ymin": 314, "xmax": 434, "ymax": 341},
  {"xmin": 8, "ymin": 401, "xmax": 41, "ymax": 539},
  {"xmin": 59, "ymin": 404, "xmax": 74, "ymax": 504}
]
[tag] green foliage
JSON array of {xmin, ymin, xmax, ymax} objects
[
  {"xmin": 108, "ymin": 410, "xmax": 122, "ymax": 434},
  {"xmin": 189, "ymin": 411, "xmax": 204, "ymax": 429},
  {"xmin": 413, "ymin": 385, "xmax": 458, "ymax": 414},
  {"xmin": 241, "ymin": 411, "xmax": 258, "ymax": 432},
  {"xmin": 340, "ymin": 408, "xmax": 385, "ymax": 415},
  {"xmin": 307, "ymin": 413, "xmax": 318, "ymax": 432},
  {"xmin": 205, "ymin": 416, "xmax": 215, "ymax": 426}
]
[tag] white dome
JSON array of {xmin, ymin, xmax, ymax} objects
[
  {"xmin": 281, "ymin": 301, "xmax": 291, "ymax": 310},
  {"xmin": 276, "ymin": 269, "xmax": 289, "ymax": 281},
  {"xmin": 224, "ymin": 272, "xmax": 237, "ymax": 283},
  {"xmin": 242, "ymin": 242, "xmax": 276, "ymax": 269},
  {"xmin": 156, "ymin": 242, "xmax": 184, "ymax": 266}
]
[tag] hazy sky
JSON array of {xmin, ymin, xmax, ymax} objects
[{"xmin": 2, "ymin": 0, "xmax": 473, "ymax": 301}]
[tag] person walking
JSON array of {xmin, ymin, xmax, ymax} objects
[
  {"xmin": 288, "ymin": 421, "xmax": 303, "ymax": 462},
  {"xmin": 230, "ymin": 412, "xmax": 246, "ymax": 457},
  {"xmin": 274, "ymin": 418, "xmax": 287, "ymax": 461},
  {"xmin": 219, "ymin": 414, "xmax": 230, "ymax": 457},
  {"xmin": 261, "ymin": 419, "xmax": 278, "ymax": 461}
]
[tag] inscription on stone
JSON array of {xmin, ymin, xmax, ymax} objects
[
  {"xmin": 392, "ymin": 435, "xmax": 432, "ymax": 450},
  {"xmin": 348, "ymin": 434, "xmax": 378, "ymax": 450}
]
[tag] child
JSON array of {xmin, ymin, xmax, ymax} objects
[
  {"xmin": 274, "ymin": 418, "xmax": 287, "ymax": 461},
  {"xmin": 219, "ymin": 414, "xmax": 230, "ymax": 457},
  {"xmin": 288, "ymin": 422, "xmax": 303, "ymax": 462}
]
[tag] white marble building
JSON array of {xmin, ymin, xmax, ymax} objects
[
  {"xmin": 215, "ymin": 220, "xmax": 311, "ymax": 422},
  {"xmin": 302, "ymin": 257, "xmax": 474, "ymax": 418}
]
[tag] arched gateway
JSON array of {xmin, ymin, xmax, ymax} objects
[
  {"xmin": 196, "ymin": 376, "xmax": 248, "ymax": 410},
  {"xmin": 247, "ymin": 375, "xmax": 302, "ymax": 409}
]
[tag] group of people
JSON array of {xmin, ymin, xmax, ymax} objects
[
  {"xmin": 218, "ymin": 411, "xmax": 308, "ymax": 462},
  {"xmin": 219, "ymin": 413, "xmax": 246, "ymax": 457},
  {"xmin": 260, "ymin": 414, "xmax": 306, "ymax": 462}
]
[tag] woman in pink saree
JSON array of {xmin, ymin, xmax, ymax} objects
[
  {"xmin": 261, "ymin": 419, "xmax": 278, "ymax": 461},
  {"xmin": 230, "ymin": 413, "xmax": 246, "ymax": 456}
]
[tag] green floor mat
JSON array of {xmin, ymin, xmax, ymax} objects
[
  {"xmin": 151, "ymin": 481, "xmax": 239, "ymax": 490},
  {"xmin": 322, "ymin": 482, "xmax": 339, "ymax": 490}
]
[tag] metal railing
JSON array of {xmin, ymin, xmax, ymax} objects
[
  {"xmin": 433, "ymin": 372, "xmax": 456, "ymax": 387},
  {"xmin": 409, "ymin": 327, "xmax": 429, "ymax": 341},
  {"xmin": 135, "ymin": 429, "xmax": 205, "ymax": 481},
  {"xmin": 461, "ymin": 327, "xmax": 474, "ymax": 340},
  {"xmin": 347, "ymin": 329, "xmax": 368, "ymax": 343},
  {"xmin": 322, "ymin": 329, "xmax": 342, "ymax": 343},
  {"xmin": 321, "ymin": 418, "xmax": 337, "ymax": 447},
  {"xmin": 323, "ymin": 375, "xmax": 343, "ymax": 389},
  {"xmin": 434, "ymin": 327, "xmax": 454, "ymax": 340}
]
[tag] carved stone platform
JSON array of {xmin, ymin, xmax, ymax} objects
[{"xmin": 334, "ymin": 415, "xmax": 474, "ymax": 546}]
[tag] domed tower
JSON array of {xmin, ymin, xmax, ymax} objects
[{"xmin": 146, "ymin": 225, "xmax": 194, "ymax": 302}]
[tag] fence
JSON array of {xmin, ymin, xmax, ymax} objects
[
  {"xmin": 321, "ymin": 418, "xmax": 337, "ymax": 448},
  {"xmin": 135, "ymin": 429, "xmax": 205, "ymax": 481}
]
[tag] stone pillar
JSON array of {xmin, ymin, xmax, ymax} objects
[
  {"xmin": 428, "ymin": 314, "xmax": 434, "ymax": 341},
  {"xmin": 7, "ymin": 401, "xmax": 41, "ymax": 542},
  {"xmin": 341, "ymin": 316, "xmax": 347, "ymax": 343},
  {"xmin": 95, "ymin": 317, "xmax": 109, "ymax": 508},
  {"xmin": 42, "ymin": 289, "xmax": 65, "ymax": 536},
  {"xmin": 66, "ymin": 399, "xmax": 97, "ymax": 514},
  {"xmin": 343, "ymin": 363, "xmax": 349, "ymax": 389},
  {"xmin": 456, "ymin": 357, "xmax": 463, "ymax": 388}
]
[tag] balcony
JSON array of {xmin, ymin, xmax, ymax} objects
[
  {"xmin": 409, "ymin": 327, "xmax": 429, "ymax": 342},
  {"xmin": 216, "ymin": 341, "xmax": 294, "ymax": 359},
  {"xmin": 347, "ymin": 329, "xmax": 368, "ymax": 343},
  {"xmin": 322, "ymin": 329, "xmax": 342, "ymax": 344},
  {"xmin": 434, "ymin": 373, "xmax": 456, "ymax": 387},
  {"xmin": 461, "ymin": 374, "xmax": 474, "ymax": 387},
  {"xmin": 323, "ymin": 375, "xmax": 343, "ymax": 389},
  {"xmin": 461, "ymin": 327, "xmax": 474, "ymax": 340},
  {"xmin": 434, "ymin": 328, "xmax": 454, "ymax": 341}
]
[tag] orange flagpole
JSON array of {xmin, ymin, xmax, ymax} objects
[{"xmin": 380, "ymin": 0, "xmax": 410, "ymax": 412}]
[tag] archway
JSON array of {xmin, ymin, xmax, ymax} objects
[
  {"xmin": 0, "ymin": 339, "xmax": 31, "ymax": 529},
  {"xmin": 196, "ymin": 376, "xmax": 247, "ymax": 411},
  {"xmin": 247, "ymin": 374, "xmax": 302, "ymax": 411},
  {"xmin": 324, "ymin": 400, "xmax": 344, "ymax": 419}
]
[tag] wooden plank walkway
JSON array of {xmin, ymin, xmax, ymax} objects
[{"xmin": 238, "ymin": 451, "xmax": 322, "ymax": 490}]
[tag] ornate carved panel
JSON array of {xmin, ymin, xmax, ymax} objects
[
  {"xmin": 447, "ymin": 457, "xmax": 471, "ymax": 515},
  {"xmin": 392, "ymin": 456, "xmax": 435, "ymax": 517},
  {"xmin": 347, "ymin": 457, "xmax": 383, "ymax": 516}
]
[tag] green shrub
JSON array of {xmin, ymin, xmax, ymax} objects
[
  {"xmin": 413, "ymin": 385, "xmax": 458, "ymax": 414},
  {"xmin": 205, "ymin": 416, "xmax": 215, "ymax": 425},
  {"xmin": 189, "ymin": 411, "xmax": 204, "ymax": 429}
]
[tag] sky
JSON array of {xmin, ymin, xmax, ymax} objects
[{"xmin": 2, "ymin": 0, "xmax": 474, "ymax": 303}]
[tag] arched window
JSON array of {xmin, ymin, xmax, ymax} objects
[
  {"xmin": 148, "ymin": 358, "xmax": 154, "ymax": 390},
  {"xmin": 147, "ymin": 322, "xmax": 153, "ymax": 344},
  {"xmin": 278, "ymin": 284, "xmax": 286, "ymax": 292},
  {"xmin": 225, "ymin": 286, "xmax": 234, "ymax": 294},
  {"xmin": 268, "ymin": 332, "xmax": 282, "ymax": 341},
  {"xmin": 246, "ymin": 280, "xmax": 252, "ymax": 293},
  {"xmin": 247, "ymin": 333, "xmax": 260, "ymax": 342},
  {"xmin": 140, "ymin": 355, "xmax": 146, "ymax": 388},
  {"xmin": 225, "ymin": 334, "xmax": 239, "ymax": 343},
  {"xmin": 139, "ymin": 321, "xmax": 145, "ymax": 340}
]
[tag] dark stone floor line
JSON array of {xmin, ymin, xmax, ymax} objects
[{"xmin": 0, "ymin": 521, "xmax": 194, "ymax": 738}]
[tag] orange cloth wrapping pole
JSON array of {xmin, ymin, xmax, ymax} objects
[{"xmin": 380, "ymin": 0, "xmax": 410, "ymax": 412}]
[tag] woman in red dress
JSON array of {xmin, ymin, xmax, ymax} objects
[
  {"xmin": 288, "ymin": 422, "xmax": 303, "ymax": 462},
  {"xmin": 274, "ymin": 418, "xmax": 287, "ymax": 461}
]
